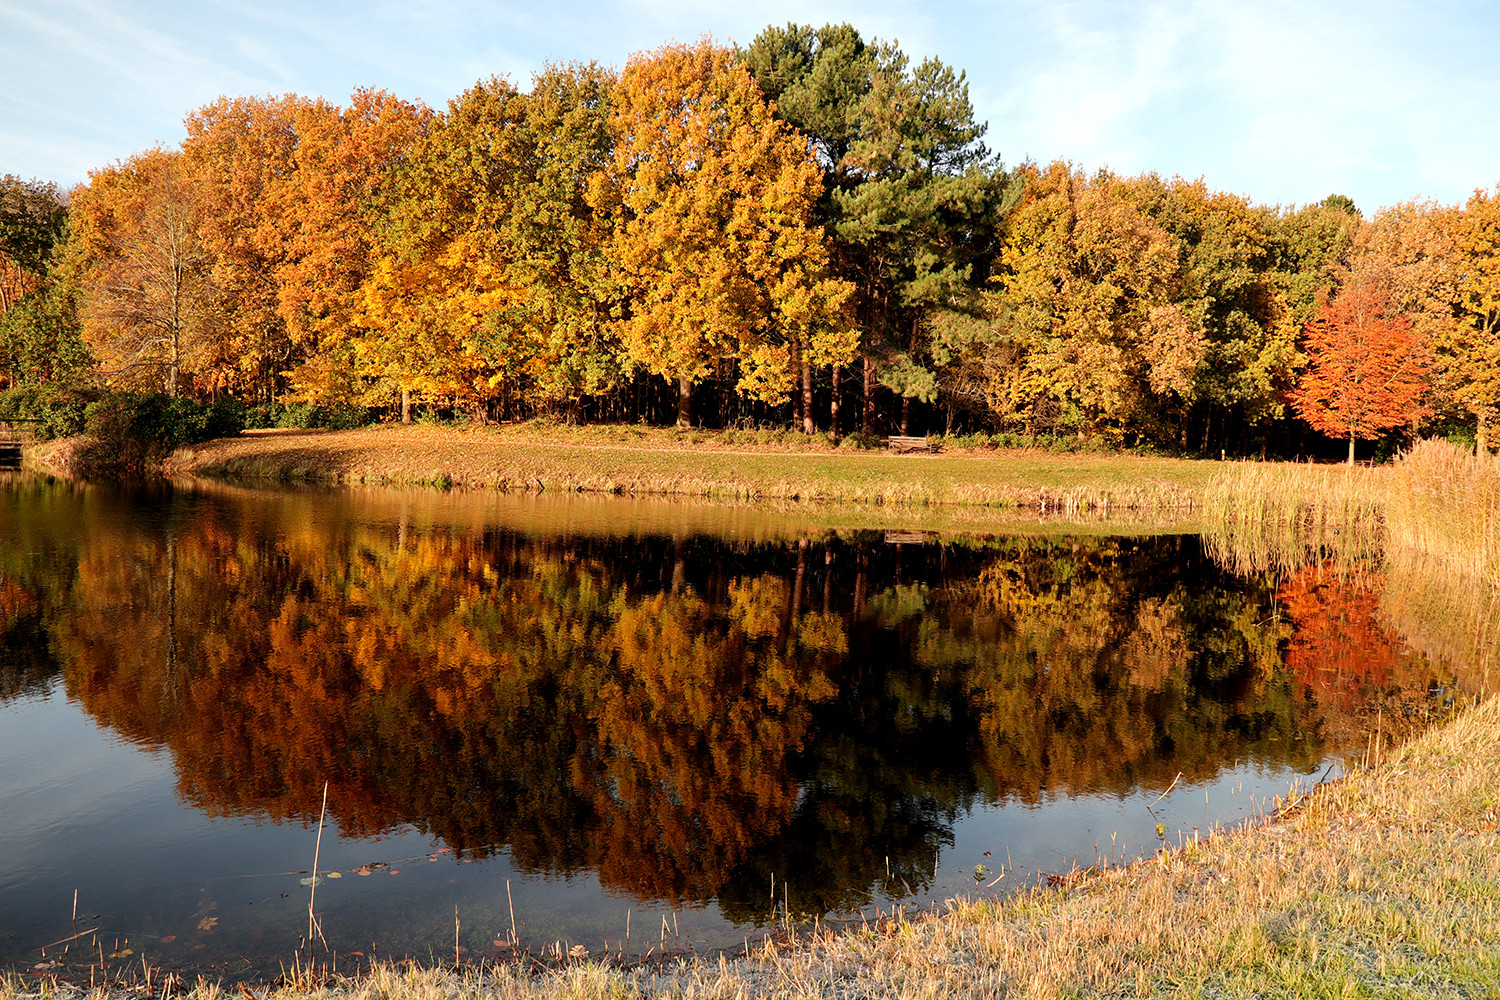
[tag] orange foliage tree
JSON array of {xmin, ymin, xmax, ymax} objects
[{"xmin": 1289, "ymin": 279, "xmax": 1431, "ymax": 463}]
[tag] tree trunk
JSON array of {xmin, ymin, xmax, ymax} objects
[
  {"xmin": 1347, "ymin": 434, "xmax": 1356, "ymax": 466},
  {"xmin": 166, "ymin": 325, "xmax": 181, "ymax": 397},
  {"xmin": 900, "ymin": 396, "xmax": 911, "ymax": 436},
  {"xmin": 801, "ymin": 360, "xmax": 815, "ymax": 435},
  {"xmin": 862, "ymin": 358, "xmax": 876, "ymax": 436},
  {"xmin": 1478, "ymin": 412, "xmax": 1490, "ymax": 455},
  {"xmin": 401, "ymin": 387, "xmax": 412, "ymax": 424},
  {"xmin": 830, "ymin": 365, "xmax": 841, "ymax": 436},
  {"xmin": 677, "ymin": 375, "xmax": 693, "ymax": 429}
]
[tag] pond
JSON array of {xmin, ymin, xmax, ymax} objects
[{"xmin": 0, "ymin": 475, "xmax": 1465, "ymax": 982}]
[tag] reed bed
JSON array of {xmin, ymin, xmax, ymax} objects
[
  {"xmin": 1200, "ymin": 459, "xmax": 1388, "ymax": 573},
  {"xmin": 1204, "ymin": 437, "xmax": 1499, "ymax": 692},
  {"xmin": 1385, "ymin": 438, "xmax": 1500, "ymax": 585}
]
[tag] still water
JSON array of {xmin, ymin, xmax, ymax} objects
[{"xmin": 0, "ymin": 475, "xmax": 1458, "ymax": 981}]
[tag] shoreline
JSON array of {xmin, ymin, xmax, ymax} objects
[{"xmin": 29, "ymin": 422, "xmax": 1223, "ymax": 514}]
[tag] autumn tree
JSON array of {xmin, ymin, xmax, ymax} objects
[
  {"xmin": 743, "ymin": 24, "xmax": 1006, "ymax": 434},
  {"xmin": 1445, "ymin": 187, "xmax": 1500, "ymax": 452},
  {"xmin": 602, "ymin": 39, "xmax": 853, "ymax": 428},
  {"xmin": 0, "ymin": 175, "xmax": 84, "ymax": 387},
  {"xmin": 183, "ymin": 94, "xmax": 313, "ymax": 400},
  {"xmin": 65, "ymin": 149, "xmax": 220, "ymax": 395},
  {"xmin": 367, "ymin": 64, "xmax": 624, "ymax": 421},
  {"xmin": 1122, "ymin": 175, "xmax": 1293, "ymax": 452},
  {"xmin": 182, "ymin": 91, "xmax": 431, "ymax": 410},
  {"xmin": 276, "ymin": 90, "xmax": 431, "ymax": 412},
  {"xmin": 1289, "ymin": 279, "xmax": 1431, "ymax": 463},
  {"xmin": 974, "ymin": 163, "xmax": 1201, "ymax": 441},
  {"xmin": 0, "ymin": 174, "xmax": 67, "ymax": 314}
]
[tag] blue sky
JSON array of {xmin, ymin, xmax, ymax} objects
[{"xmin": 3, "ymin": 0, "xmax": 1498, "ymax": 213}]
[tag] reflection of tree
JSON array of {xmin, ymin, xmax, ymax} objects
[
  {"xmin": 13, "ymin": 485, "xmax": 1414, "ymax": 920},
  {"xmin": 1275, "ymin": 565, "xmax": 1447, "ymax": 745},
  {"xmin": 0, "ymin": 575, "xmax": 54, "ymax": 700}
]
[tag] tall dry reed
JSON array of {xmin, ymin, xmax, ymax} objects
[
  {"xmin": 1204, "ymin": 439, "xmax": 1500, "ymax": 689},
  {"xmin": 1384, "ymin": 437, "xmax": 1500, "ymax": 584},
  {"xmin": 1200, "ymin": 460, "xmax": 1386, "ymax": 574}
]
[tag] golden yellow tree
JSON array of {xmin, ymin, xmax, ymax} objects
[
  {"xmin": 1446, "ymin": 188, "xmax": 1500, "ymax": 451},
  {"xmin": 600, "ymin": 39, "xmax": 854, "ymax": 427},
  {"xmin": 981, "ymin": 162, "xmax": 1200, "ymax": 439}
]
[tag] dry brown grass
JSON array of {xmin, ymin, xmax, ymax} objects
[{"xmin": 9, "ymin": 698, "xmax": 1496, "ymax": 998}]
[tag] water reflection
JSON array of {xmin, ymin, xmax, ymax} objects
[{"xmin": 0, "ymin": 476, "xmax": 1460, "ymax": 972}]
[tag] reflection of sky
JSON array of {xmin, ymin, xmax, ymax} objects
[
  {"xmin": 0, "ymin": 680, "xmax": 730, "ymax": 966},
  {"xmin": 939, "ymin": 760, "xmax": 1332, "ymax": 905}
]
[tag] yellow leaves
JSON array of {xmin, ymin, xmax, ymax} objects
[{"xmin": 606, "ymin": 38, "xmax": 852, "ymax": 392}]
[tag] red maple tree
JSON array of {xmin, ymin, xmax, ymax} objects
[{"xmin": 1290, "ymin": 281, "xmax": 1432, "ymax": 464}]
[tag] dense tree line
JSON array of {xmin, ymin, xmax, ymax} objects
[{"xmin": 1, "ymin": 25, "xmax": 1497, "ymax": 457}]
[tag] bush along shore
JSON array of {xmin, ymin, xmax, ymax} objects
[{"xmin": 3, "ymin": 439, "xmax": 1497, "ymax": 998}]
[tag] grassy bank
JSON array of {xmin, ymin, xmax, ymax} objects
[{"xmin": 129, "ymin": 422, "xmax": 1220, "ymax": 513}]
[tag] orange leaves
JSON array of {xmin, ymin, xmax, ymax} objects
[
  {"xmin": 66, "ymin": 148, "xmax": 220, "ymax": 395},
  {"xmin": 1289, "ymin": 279, "xmax": 1432, "ymax": 461}
]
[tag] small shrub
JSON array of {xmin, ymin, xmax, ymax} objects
[
  {"xmin": 837, "ymin": 432, "xmax": 881, "ymax": 450},
  {"xmin": 0, "ymin": 382, "xmax": 95, "ymax": 440},
  {"xmin": 325, "ymin": 406, "xmax": 370, "ymax": 431},
  {"xmin": 275, "ymin": 402, "xmax": 323, "ymax": 429},
  {"xmin": 81, "ymin": 392, "xmax": 245, "ymax": 474}
]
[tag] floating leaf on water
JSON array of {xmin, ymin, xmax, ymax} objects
[
  {"xmin": 197, "ymin": 916, "xmax": 218, "ymax": 933},
  {"xmin": 109, "ymin": 949, "xmax": 134, "ymax": 959},
  {"xmin": 435, "ymin": 847, "xmax": 451, "ymax": 854},
  {"xmin": 299, "ymin": 876, "xmax": 322, "ymax": 887},
  {"xmin": 350, "ymin": 951, "xmax": 365, "ymax": 958},
  {"xmin": 325, "ymin": 871, "xmax": 342, "ymax": 879},
  {"xmin": 428, "ymin": 855, "xmax": 439, "ymax": 862},
  {"xmin": 161, "ymin": 935, "xmax": 177, "ymax": 943},
  {"xmin": 389, "ymin": 869, "xmax": 400, "ymax": 875},
  {"xmin": 357, "ymin": 868, "xmax": 372, "ymax": 876}
]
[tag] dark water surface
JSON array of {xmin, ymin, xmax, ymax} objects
[{"xmin": 0, "ymin": 475, "xmax": 1457, "ymax": 981}]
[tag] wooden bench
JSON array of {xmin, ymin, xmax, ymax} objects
[{"xmin": 887, "ymin": 435, "xmax": 933, "ymax": 454}]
